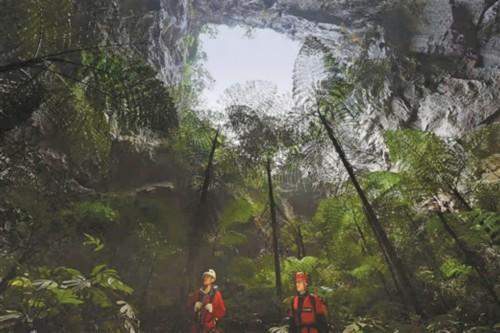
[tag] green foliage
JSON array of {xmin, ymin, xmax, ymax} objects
[
  {"xmin": 461, "ymin": 123, "xmax": 499, "ymax": 161},
  {"xmin": 1, "ymin": 261, "xmax": 134, "ymax": 331},
  {"xmin": 71, "ymin": 201, "xmax": 118, "ymax": 225},
  {"xmin": 3, "ymin": 2, "xmax": 500, "ymax": 332},
  {"xmin": 219, "ymin": 197, "xmax": 256, "ymax": 227},
  {"xmin": 385, "ymin": 129, "xmax": 464, "ymax": 196},
  {"xmin": 219, "ymin": 230, "xmax": 247, "ymax": 247},
  {"xmin": 81, "ymin": 51, "xmax": 178, "ymax": 134},
  {"xmin": 362, "ymin": 171, "xmax": 402, "ymax": 197},
  {"xmin": 343, "ymin": 317, "xmax": 388, "ymax": 333},
  {"xmin": 59, "ymin": 85, "xmax": 112, "ymax": 175},
  {"xmin": 425, "ymin": 314, "xmax": 499, "ymax": 333},
  {"xmin": 227, "ymin": 257, "xmax": 257, "ymax": 285},
  {"xmin": 83, "ymin": 233, "xmax": 105, "ymax": 252},
  {"xmin": 282, "ymin": 256, "xmax": 319, "ymax": 281},
  {"xmin": 215, "ymin": 196, "xmax": 260, "ymax": 251},
  {"xmin": 227, "ymin": 105, "xmax": 289, "ymax": 163},
  {"xmin": 4, "ymin": 0, "xmax": 74, "ymax": 58},
  {"xmin": 473, "ymin": 183, "xmax": 500, "ymax": 212},
  {"xmin": 91, "ymin": 264, "xmax": 134, "ymax": 294},
  {"xmin": 465, "ymin": 209, "xmax": 500, "ymax": 244},
  {"xmin": 350, "ymin": 260, "xmax": 378, "ymax": 281},
  {"xmin": 170, "ymin": 32, "xmax": 213, "ymax": 111},
  {"xmin": 169, "ymin": 110, "xmax": 216, "ymax": 174},
  {"xmin": 440, "ymin": 258, "xmax": 472, "ymax": 279},
  {"xmin": 346, "ymin": 58, "xmax": 391, "ymax": 96}
]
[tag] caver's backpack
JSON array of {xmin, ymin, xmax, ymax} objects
[{"xmin": 290, "ymin": 293, "xmax": 328, "ymax": 333}]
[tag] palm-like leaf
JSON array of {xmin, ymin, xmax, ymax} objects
[
  {"xmin": 290, "ymin": 35, "xmax": 391, "ymax": 187},
  {"xmin": 268, "ymin": 326, "xmax": 289, "ymax": 333},
  {"xmin": 221, "ymin": 80, "xmax": 279, "ymax": 116},
  {"xmin": 221, "ymin": 80, "xmax": 295, "ymax": 167},
  {"xmin": 62, "ymin": 276, "xmax": 91, "ymax": 291},
  {"xmin": 292, "ymin": 37, "xmax": 333, "ymax": 111}
]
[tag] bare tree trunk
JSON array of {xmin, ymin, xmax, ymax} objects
[
  {"xmin": 185, "ymin": 129, "xmax": 219, "ymax": 293},
  {"xmin": 318, "ymin": 110, "xmax": 422, "ymax": 315},
  {"xmin": 407, "ymin": 218, "xmax": 449, "ymax": 310},
  {"xmin": 437, "ymin": 212, "xmax": 499, "ymax": 305},
  {"xmin": 0, "ymin": 44, "xmax": 143, "ymax": 74},
  {"xmin": 276, "ymin": 204, "xmax": 307, "ymax": 259},
  {"xmin": 141, "ymin": 253, "xmax": 157, "ymax": 307},
  {"xmin": 449, "ymin": 186, "xmax": 472, "ymax": 211},
  {"xmin": 266, "ymin": 157, "xmax": 282, "ymax": 298},
  {"xmin": 353, "ymin": 221, "xmax": 395, "ymax": 299},
  {"xmin": 296, "ymin": 225, "xmax": 306, "ymax": 259}
]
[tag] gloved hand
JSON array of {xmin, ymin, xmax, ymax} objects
[
  {"xmin": 194, "ymin": 301, "xmax": 203, "ymax": 312},
  {"xmin": 205, "ymin": 303, "xmax": 213, "ymax": 313}
]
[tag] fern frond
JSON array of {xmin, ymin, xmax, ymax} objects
[{"xmin": 292, "ymin": 37, "xmax": 333, "ymax": 110}]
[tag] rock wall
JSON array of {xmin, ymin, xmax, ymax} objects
[
  {"xmin": 147, "ymin": 0, "xmax": 194, "ymax": 84},
  {"xmin": 148, "ymin": 0, "xmax": 499, "ymax": 165},
  {"xmin": 157, "ymin": 0, "xmax": 497, "ymax": 173},
  {"xmin": 2, "ymin": 0, "xmax": 498, "ymax": 190}
]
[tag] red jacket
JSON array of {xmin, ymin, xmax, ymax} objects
[
  {"xmin": 289, "ymin": 293, "xmax": 328, "ymax": 333},
  {"xmin": 189, "ymin": 286, "xmax": 226, "ymax": 333}
]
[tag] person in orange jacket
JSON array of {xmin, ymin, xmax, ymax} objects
[
  {"xmin": 289, "ymin": 272, "xmax": 328, "ymax": 333},
  {"xmin": 189, "ymin": 269, "xmax": 226, "ymax": 333}
]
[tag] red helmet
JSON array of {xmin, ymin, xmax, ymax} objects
[{"xmin": 295, "ymin": 272, "xmax": 308, "ymax": 284}]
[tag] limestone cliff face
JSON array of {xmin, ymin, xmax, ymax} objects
[
  {"xmin": 147, "ymin": 0, "xmax": 193, "ymax": 84},
  {"xmin": 2, "ymin": 0, "xmax": 498, "ymax": 191},
  {"xmin": 0, "ymin": 0, "xmax": 193, "ymax": 193},
  {"xmin": 192, "ymin": 0, "xmax": 497, "ymax": 122},
  {"xmin": 186, "ymin": 0, "xmax": 500, "ymax": 67},
  {"xmin": 146, "ymin": 0, "xmax": 499, "ymax": 171}
]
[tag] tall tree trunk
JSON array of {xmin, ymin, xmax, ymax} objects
[
  {"xmin": 266, "ymin": 157, "xmax": 282, "ymax": 298},
  {"xmin": 407, "ymin": 218, "xmax": 449, "ymax": 310},
  {"xmin": 141, "ymin": 253, "xmax": 157, "ymax": 307},
  {"xmin": 296, "ymin": 225, "xmax": 306, "ymax": 259},
  {"xmin": 449, "ymin": 186, "xmax": 472, "ymax": 211},
  {"xmin": 318, "ymin": 110, "xmax": 422, "ymax": 315},
  {"xmin": 276, "ymin": 204, "xmax": 307, "ymax": 259},
  {"xmin": 437, "ymin": 212, "xmax": 499, "ymax": 305},
  {"xmin": 185, "ymin": 129, "xmax": 219, "ymax": 293},
  {"xmin": 353, "ymin": 222, "xmax": 392, "ymax": 299},
  {"xmin": 439, "ymin": 178, "xmax": 472, "ymax": 211}
]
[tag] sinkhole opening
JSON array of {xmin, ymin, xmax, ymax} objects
[{"xmin": 198, "ymin": 24, "xmax": 301, "ymax": 111}]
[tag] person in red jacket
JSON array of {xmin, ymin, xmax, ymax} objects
[
  {"xmin": 289, "ymin": 272, "xmax": 328, "ymax": 333},
  {"xmin": 189, "ymin": 269, "xmax": 226, "ymax": 333}
]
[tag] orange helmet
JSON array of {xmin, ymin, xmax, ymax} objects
[{"xmin": 295, "ymin": 272, "xmax": 308, "ymax": 284}]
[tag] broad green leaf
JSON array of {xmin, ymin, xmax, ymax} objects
[
  {"xmin": 9, "ymin": 277, "xmax": 32, "ymax": 288},
  {"xmin": 51, "ymin": 288, "xmax": 84, "ymax": 305}
]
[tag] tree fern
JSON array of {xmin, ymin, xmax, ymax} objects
[
  {"xmin": 290, "ymin": 36, "xmax": 386, "ymax": 187},
  {"xmin": 292, "ymin": 36, "xmax": 333, "ymax": 110},
  {"xmin": 17, "ymin": 0, "xmax": 74, "ymax": 58},
  {"xmin": 385, "ymin": 129, "xmax": 471, "ymax": 209},
  {"xmin": 81, "ymin": 52, "xmax": 178, "ymax": 135}
]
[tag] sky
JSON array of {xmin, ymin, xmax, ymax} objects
[{"xmin": 198, "ymin": 25, "xmax": 301, "ymax": 110}]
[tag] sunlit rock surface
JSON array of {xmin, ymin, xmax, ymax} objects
[
  {"xmin": 149, "ymin": 0, "xmax": 499, "ymax": 129},
  {"xmin": 144, "ymin": 0, "xmax": 193, "ymax": 84},
  {"xmin": 129, "ymin": 0, "xmax": 500, "ymax": 176},
  {"xmin": 4, "ymin": 0, "xmax": 498, "ymax": 187},
  {"xmin": 480, "ymin": 1, "xmax": 500, "ymax": 67},
  {"xmin": 417, "ymin": 74, "xmax": 500, "ymax": 137}
]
